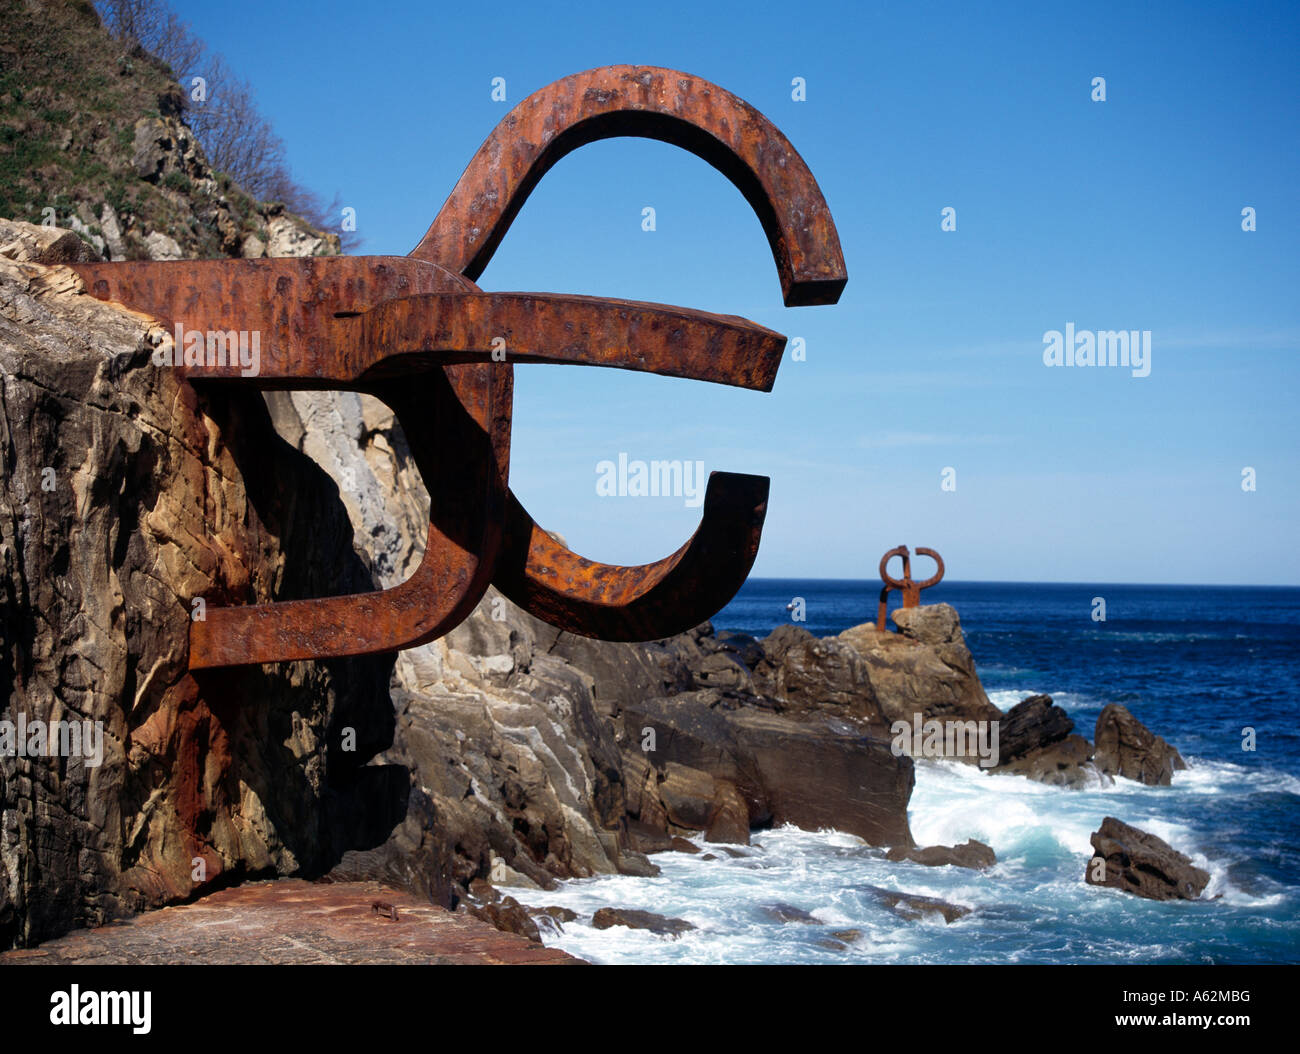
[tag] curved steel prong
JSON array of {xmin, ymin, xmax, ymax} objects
[
  {"xmin": 911, "ymin": 546, "xmax": 945, "ymax": 590},
  {"xmin": 412, "ymin": 65, "xmax": 848, "ymax": 307},
  {"xmin": 352, "ymin": 292, "xmax": 787, "ymax": 392},
  {"xmin": 491, "ymin": 473, "xmax": 768, "ymax": 642},
  {"xmin": 879, "ymin": 544, "xmax": 912, "ymax": 590},
  {"xmin": 189, "ymin": 364, "xmax": 510, "ymax": 668}
]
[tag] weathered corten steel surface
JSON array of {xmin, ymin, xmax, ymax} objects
[
  {"xmin": 877, "ymin": 545, "xmax": 945, "ymax": 630},
  {"xmin": 410, "ymin": 65, "xmax": 847, "ymax": 307},
  {"xmin": 68, "ymin": 64, "xmax": 847, "ymax": 668},
  {"xmin": 68, "ymin": 259, "xmax": 788, "ymax": 390}
]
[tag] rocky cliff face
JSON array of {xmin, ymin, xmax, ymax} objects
[{"xmin": 0, "ymin": 220, "xmax": 407, "ymax": 949}]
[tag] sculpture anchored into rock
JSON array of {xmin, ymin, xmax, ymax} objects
[
  {"xmin": 69, "ymin": 66, "xmax": 847, "ymax": 668},
  {"xmin": 877, "ymin": 545, "xmax": 944, "ymax": 630}
]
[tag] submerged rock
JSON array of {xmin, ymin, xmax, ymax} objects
[
  {"xmin": 532, "ymin": 905, "xmax": 579, "ymax": 924},
  {"xmin": 859, "ymin": 884, "xmax": 971, "ymax": 924},
  {"xmin": 761, "ymin": 902, "xmax": 819, "ymax": 924},
  {"xmin": 591, "ymin": 908, "xmax": 696, "ymax": 937},
  {"xmin": 1085, "ymin": 817, "xmax": 1209, "ymax": 901},
  {"xmin": 887, "ymin": 839, "xmax": 996, "ymax": 870}
]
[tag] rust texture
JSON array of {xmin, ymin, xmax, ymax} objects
[
  {"xmin": 67, "ymin": 65, "xmax": 847, "ymax": 668},
  {"xmin": 371, "ymin": 900, "xmax": 400, "ymax": 922},
  {"xmin": 877, "ymin": 545, "xmax": 945, "ymax": 630}
]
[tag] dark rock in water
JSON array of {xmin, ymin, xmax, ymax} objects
[
  {"xmin": 658, "ymin": 761, "xmax": 718, "ymax": 829},
  {"xmin": 622, "ymin": 693, "xmax": 914, "ymax": 847},
  {"xmin": 997, "ymin": 694, "xmax": 1075, "ymax": 761},
  {"xmin": 1085, "ymin": 817, "xmax": 1209, "ymax": 900},
  {"xmin": 831, "ymin": 928, "xmax": 863, "ymax": 943},
  {"xmin": 995, "ymin": 733, "xmax": 1110, "ymax": 789},
  {"xmin": 887, "ymin": 839, "xmax": 996, "ymax": 870},
  {"xmin": 859, "ymin": 885, "xmax": 971, "ymax": 924},
  {"xmin": 528, "ymin": 904, "xmax": 578, "ymax": 936},
  {"xmin": 761, "ymin": 902, "xmax": 819, "ymax": 924},
  {"xmin": 1094, "ymin": 704, "xmax": 1187, "ymax": 786},
  {"xmin": 623, "ymin": 752, "xmax": 755, "ymax": 847},
  {"xmin": 468, "ymin": 895, "xmax": 542, "ymax": 942},
  {"xmin": 532, "ymin": 913, "xmax": 565, "ymax": 940},
  {"xmin": 625, "ymin": 820, "xmax": 676, "ymax": 855},
  {"xmin": 615, "ymin": 852, "xmax": 661, "ymax": 878},
  {"xmin": 669, "ymin": 837, "xmax": 701, "ymax": 854},
  {"xmin": 533, "ymin": 905, "xmax": 579, "ymax": 923},
  {"xmin": 704, "ymin": 779, "xmax": 751, "ymax": 845},
  {"xmin": 990, "ymin": 695, "xmax": 1110, "ymax": 788},
  {"xmin": 591, "ymin": 907, "xmax": 696, "ymax": 937}
]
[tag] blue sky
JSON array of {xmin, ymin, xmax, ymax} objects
[{"xmin": 167, "ymin": 0, "xmax": 1298, "ymax": 584}]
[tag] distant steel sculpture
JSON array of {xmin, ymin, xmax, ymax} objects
[
  {"xmin": 69, "ymin": 65, "xmax": 846, "ymax": 667},
  {"xmin": 877, "ymin": 545, "xmax": 944, "ymax": 629}
]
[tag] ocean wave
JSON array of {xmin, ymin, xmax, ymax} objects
[
  {"xmin": 1174, "ymin": 757, "xmax": 1300, "ymax": 797},
  {"xmin": 502, "ymin": 737, "xmax": 1299, "ymax": 963}
]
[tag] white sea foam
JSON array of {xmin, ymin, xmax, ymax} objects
[{"xmin": 504, "ymin": 699, "xmax": 1297, "ymax": 964}]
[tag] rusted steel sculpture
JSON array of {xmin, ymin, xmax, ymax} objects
[
  {"xmin": 877, "ymin": 545, "xmax": 944, "ymax": 630},
  {"xmin": 69, "ymin": 65, "xmax": 846, "ymax": 668}
]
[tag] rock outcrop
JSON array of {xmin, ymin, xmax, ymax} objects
[
  {"xmin": 887, "ymin": 839, "xmax": 996, "ymax": 870},
  {"xmin": 0, "ymin": 221, "xmax": 421, "ymax": 948},
  {"xmin": 992, "ymin": 694, "xmax": 1109, "ymax": 788},
  {"xmin": 836, "ymin": 605, "xmax": 1001, "ymax": 726},
  {"xmin": 860, "ymin": 884, "xmax": 971, "ymax": 924},
  {"xmin": 982, "ymin": 693, "xmax": 1186, "ymax": 790},
  {"xmin": 620, "ymin": 692, "xmax": 914, "ymax": 847},
  {"xmin": 591, "ymin": 907, "xmax": 696, "ymax": 937},
  {"xmin": 1094, "ymin": 704, "xmax": 1187, "ymax": 786},
  {"xmin": 1085, "ymin": 817, "xmax": 1210, "ymax": 901}
]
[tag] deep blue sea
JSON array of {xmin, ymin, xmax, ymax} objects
[{"xmin": 514, "ymin": 580, "xmax": 1300, "ymax": 964}]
